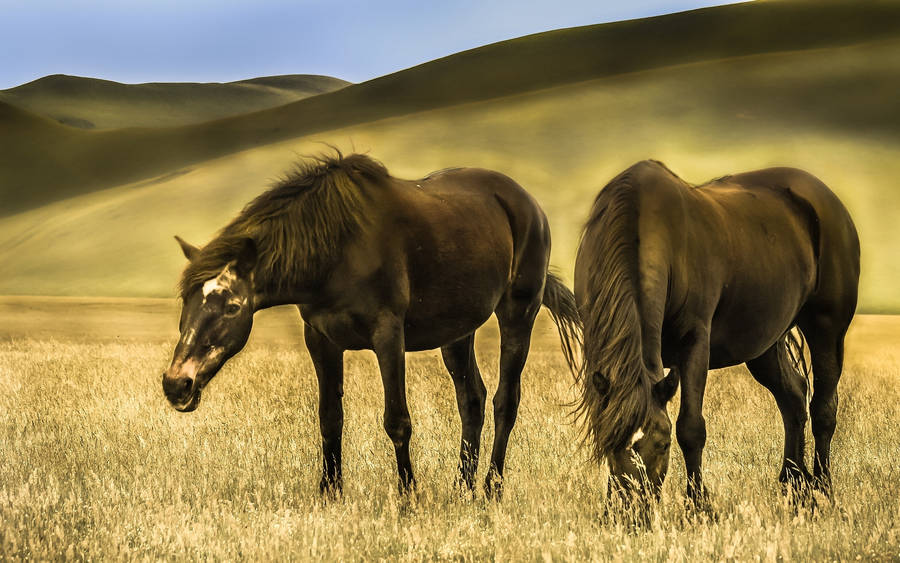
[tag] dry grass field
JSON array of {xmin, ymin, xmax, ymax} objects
[
  {"xmin": 2, "ymin": 2, "xmax": 899, "ymax": 559},
  {"xmin": 0, "ymin": 299, "xmax": 897, "ymax": 560}
]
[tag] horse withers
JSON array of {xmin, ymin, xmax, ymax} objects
[
  {"xmin": 573, "ymin": 161, "xmax": 859, "ymax": 509},
  {"xmin": 162, "ymin": 153, "xmax": 581, "ymax": 498}
]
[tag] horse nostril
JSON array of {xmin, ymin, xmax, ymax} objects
[{"xmin": 163, "ymin": 375, "xmax": 192, "ymax": 398}]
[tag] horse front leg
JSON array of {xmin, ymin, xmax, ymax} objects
[
  {"xmin": 441, "ymin": 333, "xmax": 487, "ymax": 491},
  {"xmin": 675, "ymin": 326, "xmax": 712, "ymax": 510},
  {"xmin": 373, "ymin": 314, "xmax": 415, "ymax": 493},
  {"xmin": 304, "ymin": 324, "xmax": 345, "ymax": 495}
]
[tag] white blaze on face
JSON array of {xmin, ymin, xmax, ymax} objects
[
  {"xmin": 202, "ymin": 265, "xmax": 237, "ymax": 301},
  {"xmin": 181, "ymin": 328, "xmax": 197, "ymax": 347},
  {"xmin": 629, "ymin": 427, "xmax": 645, "ymax": 448},
  {"xmin": 175, "ymin": 358, "xmax": 200, "ymax": 382}
]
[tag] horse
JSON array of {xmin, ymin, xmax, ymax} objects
[
  {"xmin": 573, "ymin": 160, "xmax": 859, "ymax": 508},
  {"xmin": 161, "ymin": 152, "xmax": 581, "ymax": 497}
]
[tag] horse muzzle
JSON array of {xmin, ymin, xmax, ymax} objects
[{"xmin": 162, "ymin": 359, "xmax": 202, "ymax": 412}]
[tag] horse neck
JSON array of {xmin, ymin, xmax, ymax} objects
[{"xmin": 251, "ymin": 277, "xmax": 321, "ymax": 310}]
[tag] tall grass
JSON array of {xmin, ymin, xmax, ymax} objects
[{"xmin": 1, "ymin": 314, "xmax": 897, "ymax": 560}]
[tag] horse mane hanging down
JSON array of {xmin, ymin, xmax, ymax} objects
[
  {"xmin": 180, "ymin": 152, "xmax": 388, "ymax": 298},
  {"xmin": 574, "ymin": 170, "xmax": 652, "ymax": 462},
  {"xmin": 573, "ymin": 159, "xmax": 859, "ymax": 505}
]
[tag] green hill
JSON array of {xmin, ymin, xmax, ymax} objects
[
  {"xmin": 0, "ymin": 74, "xmax": 349, "ymax": 129},
  {"xmin": 1, "ymin": 36, "xmax": 899, "ymax": 312},
  {"xmin": 1, "ymin": 0, "xmax": 899, "ymax": 311},
  {"xmin": 2, "ymin": 0, "xmax": 899, "ymax": 216}
]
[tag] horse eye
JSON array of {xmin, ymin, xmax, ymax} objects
[{"xmin": 225, "ymin": 303, "xmax": 241, "ymax": 316}]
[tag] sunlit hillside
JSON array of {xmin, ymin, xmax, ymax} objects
[
  {"xmin": 2, "ymin": 0, "xmax": 899, "ymax": 214},
  {"xmin": 0, "ymin": 74, "xmax": 349, "ymax": 129},
  {"xmin": 1, "ymin": 36, "xmax": 898, "ymax": 311}
]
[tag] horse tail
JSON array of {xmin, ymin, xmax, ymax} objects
[
  {"xmin": 781, "ymin": 326, "xmax": 812, "ymax": 407},
  {"xmin": 542, "ymin": 270, "xmax": 583, "ymax": 377},
  {"xmin": 575, "ymin": 177, "xmax": 652, "ymax": 462}
]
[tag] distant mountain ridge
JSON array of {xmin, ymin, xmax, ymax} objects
[
  {"xmin": 2, "ymin": 0, "xmax": 900, "ymax": 215},
  {"xmin": 2, "ymin": 1, "xmax": 900, "ymax": 310},
  {"xmin": 0, "ymin": 74, "xmax": 350, "ymax": 129}
]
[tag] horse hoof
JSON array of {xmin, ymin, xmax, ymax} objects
[
  {"xmin": 811, "ymin": 476, "xmax": 834, "ymax": 498},
  {"xmin": 319, "ymin": 477, "xmax": 343, "ymax": 500},
  {"xmin": 685, "ymin": 487, "xmax": 716, "ymax": 520},
  {"xmin": 483, "ymin": 476, "xmax": 504, "ymax": 500},
  {"xmin": 398, "ymin": 477, "xmax": 418, "ymax": 496}
]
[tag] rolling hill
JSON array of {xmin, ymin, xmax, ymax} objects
[
  {"xmin": 0, "ymin": 0, "xmax": 898, "ymax": 312},
  {"xmin": 2, "ymin": 0, "xmax": 900, "ymax": 215},
  {"xmin": 0, "ymin": 74, "xmax": 350, "ymax": 129}
]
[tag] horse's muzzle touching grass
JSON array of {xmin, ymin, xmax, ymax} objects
[{"xmin": 162, "ymin": 370, "xmax": 202, "ymax": 412}]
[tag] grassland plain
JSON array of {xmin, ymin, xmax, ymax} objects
[{"xmin": 0, "ymin": 300, "xmax": 898, "ymax": 560}]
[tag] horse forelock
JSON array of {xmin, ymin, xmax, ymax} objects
[
  {"xmin": 179, "ymin": 151, "xmax": 387, "ymax": 299},
  {"xmin": 575, "ymin": 174, "xmax": 652, "ymax": 462}
]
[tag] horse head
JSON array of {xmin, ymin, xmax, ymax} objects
[
  {"xmin": 601, "ymin": 368, "xmax": 679, "ymax": 501},
  {"xmin": 162, "ymin": 236, "xmax": 257, "ymax": 412}
]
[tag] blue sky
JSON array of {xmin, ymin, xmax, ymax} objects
[{"xmin": 0, "ymin": 1, "xmax": 744, "ymax": 89}]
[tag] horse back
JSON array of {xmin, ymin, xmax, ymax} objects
[
  {"xmin": 406, "ymin": 167, "xmax": 551, "ymax": 283},
  {"xmin": 341, "ymin": 167, "xmax": 549, "ymax": 350},
  {"xmin": 623, "ymin": 162, "xmax": 855, "ymax": 366},
  {"xmin": 724, "ymin": 167, "xmax": 860, "ymax": 316}
]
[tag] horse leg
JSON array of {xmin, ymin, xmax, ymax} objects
[
  {"xmin": 441, "ymin": 333, "xmax": 487, "ymax": 491},
  {"xmin": 304, "ymin": 324, "xmax": 345, "ymax": 495},
  {"xmin": 373, "ymin": 315, "xmax": 415, "ymax": 493},
  {"xmin": 675, "ymin": 326, "xmax": 712, "ymax": 508},
  {"xmin": 746, "ymin": 343, "xmax": 812, "ymax": 494},
  {"xmin": 798, "ymin": 313, "xmax": 849, "ymax": 496},
  {"xmin": 484, "ymin": 292, "xmax": 541, "ymax": 499}
]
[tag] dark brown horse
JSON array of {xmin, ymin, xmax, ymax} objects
[
  {"xmin": 162, "ymin": 152, "xmax": 580, "ymax": 497},
  {"xmin": 573, "ymin": 160, "xmax": 859, "ymax": 507}
]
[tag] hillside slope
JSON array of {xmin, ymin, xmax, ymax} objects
[
  {"xmin": 2, "ymin": 0, "xmax": 899, "ymax": 215},
  {"xmin": 0, "ymin": 74, "xmax": 349, "ymax": 129},
  {"xmin": 1, "ymin": 38, "xmax": 898, "ymax": 311}
]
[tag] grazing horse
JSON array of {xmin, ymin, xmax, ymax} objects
[
  {"xmin": 162, "ymin": 152, "xmax": 581, "ymax": 497},
  {"xmin": 573, "ymin": 160, "xmax": 859, "ymax": 506}
]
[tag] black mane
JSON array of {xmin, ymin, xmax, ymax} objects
[{"xmin": 179, "ymin": 151, "xmax": 389, "ymax": 298}]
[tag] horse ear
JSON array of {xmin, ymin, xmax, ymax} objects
[
  {"xmin": 234, "ymin": 237, "xmax": 258, "ymax": 277},
  {"xmin": 174, "ymin": 235, "xmax": 200, "ymax": 261},
  {"xmin": 653, "ymin": 369, "xmax": 679, "ymax": 404},
  {"xmin": 592, "ymin": 370, "xmax": 610, "ymax": 396}
]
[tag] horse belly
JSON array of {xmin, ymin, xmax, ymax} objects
[
  {"xmin": 403, "ymin": 265, "xmax": 509, "ymax": 351},
  {"xmin": 401, "ymin": 201, "xmax": 515, "ymax": 350},
  {"xmin": 707, "ymin": 275, "xmax": 811, "ymax": 368}
]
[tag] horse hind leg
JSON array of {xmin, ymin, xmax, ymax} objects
[
  {"xmin": 484, "ymin": 289, "xmax": 542, "ymax": 499},
  {"xmin": 746, "ymin": 340, "xmax": 813, "ymax": 495},
  {"xmin": 798, "ymin": 312, "xmax": 851, "ymax": 496},
  {"xmin": 440, "ymin": 333, "xmax": 487, "ymax": 491}
]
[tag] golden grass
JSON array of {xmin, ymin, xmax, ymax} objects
[{"xmin": 0, "ymin": 305, "xmax": 898, "ymax": 560}]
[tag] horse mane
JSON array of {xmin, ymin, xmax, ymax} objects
[
  {"xmin": 179, "ymin": 151, "xmax": 389, "ymax": 298},
  {"xmin": 575, "ymin": 168, "xmax": 653, "ymax": 462}
]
